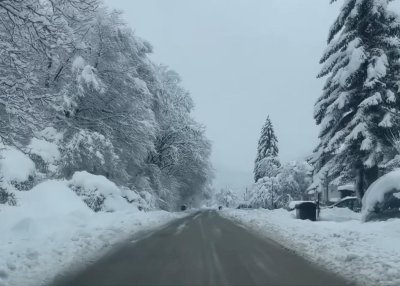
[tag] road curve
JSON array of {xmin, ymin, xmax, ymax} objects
[{"xmin": 50, "ymin": 210, "xmax": 352, "ymax": 286}]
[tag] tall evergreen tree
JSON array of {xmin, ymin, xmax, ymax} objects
[
  {"xmin": 254, "ymin": 116, "xmax": 280, "ymax": 182},
  {"xmin": 312, "ymin": 0, "xmax": 400, "ymax": 199}
]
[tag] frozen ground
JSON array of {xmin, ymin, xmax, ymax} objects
[
  {"xmin": 222, "ymin": 208, "xmax": 400, "ymax": 286},
  {"xmin": 0, "ymin": 190, "xmax": 184, "ymax": 286}
]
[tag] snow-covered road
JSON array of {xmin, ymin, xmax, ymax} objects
[{"xmin": 222, "ymin": 208, "xmax": 400, "ymax": 286}]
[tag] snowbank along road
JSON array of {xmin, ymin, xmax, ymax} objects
[{"xmin": 50, "ymin": 210, "xmax": 352, "ymax": 286}]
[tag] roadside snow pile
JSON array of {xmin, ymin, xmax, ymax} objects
[
  {"xmin": 319, "ymin": 207, "xmax": 361, "ymax": 222},
  {"xmin": 222, "ymin": 208, "xmax": 400, "ymax": 286},
  {"xmin": 0, "ymin": 179, "xmax": 183, "ymax": 286},
  {"xmin": 362, "ymin": 170, "xmax": 400, "ymax": 222}
]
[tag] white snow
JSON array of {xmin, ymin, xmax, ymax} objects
[
  {"xmin": 366, "ymin": 53, "xmax": 388, "ymax": 87},
  {"xmin": 134, "ymin": 77, "xmax": 151, "ymax": 95},
  {"xmin": 379, "ymin": 112, "xmax": 393, "ymax": 128},
  {"xmin": 338, "ymin": 39, "xmax": 366, "ymax": 87},
  {"xmin": 338, "ymin": 183, "xmax": 354, "ymax": 191},
  {"xmin": 0, "ymin": 147, "xmax": 35, "ymax": 182},
  {"xmin": 28, "ymin": 138, "xmax": 60, "ymax": 164},
  {"xmin": 359, "ymin": 92, "xmax": 383, "ymax": 108},
  {"xmin": 71, "ymin": 56, "xmax": 85, "ymax": 72},
  {"xmin": 0, "ymin": 179, "xmax": 184, "ymax": 286},
  {"xmin": 80, "ymin": 65, "xmax": 102, "ymax": 91},
  {"xmin": 362, "ymin": 170, "xmax": 400, "ymax": 221},
  {"xmin": 70, "ymin": 171, "xmax": 120, "ymax": 197},
  {"xmin": 72, "ymin": 56, "xmax": 103, "ymax": 92},
  {"xmin": 69, "ymin": 171, "xmax": 131, "ymax": 212},
  {"xmin": 288, "ymin": 200, "xmax": 313, "ymax": 210},
  {"xmin": 320, "ymin": 206, "xmax": 361, "ymax": 221},
  {"xmin": 222, "ymin": 208, "xmax": 400, "ymax": 286},
  {"xmin": 38, "ymin": 127, "xmax": 63, "ymax": 142}
]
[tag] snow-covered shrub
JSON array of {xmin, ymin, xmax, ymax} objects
[
  {"xmin": 27, "ymin": 128, "xmax": 62, "ymax": 175},
  {"xmin": 0, "ymin": 182, "xmax": 16, "ymax": 206},
  {"xmin": 120, "ymin": 186, "xmax": 153, "ymax": 211},
  {"xmin": 362, "ymin": 170, "xmax": 400, "ymax": 222},
  {"xmin": 68, "ymin": 171, "xmax": 128, "ymax": 212},
  {"xmin": 0, "ymin": 146, "xmax": 36, "ymax": 191}
]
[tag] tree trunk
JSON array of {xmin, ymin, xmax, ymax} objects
[
  {"xmin": 355, "ymin": 163, "xmax": 365, "ymax": 200},
  {"xmin": 365, "ymin": 165, "xmax": 379, "ymax": 190},
  {"xmin": 355, "ymin": 163, "xmax": 379, "ymax": 202}
]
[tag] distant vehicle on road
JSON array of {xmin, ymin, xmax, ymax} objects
[
  {"xmin": 218, "ymin": 206, "xmax": 223, "ymax": 210},
  {"xmin": 328, "ymin": 196, "xmax": 361, "ymax": 212},
  {"xmin": 181, "ymin": 205, "xmax": 187, "ymax": 211}
]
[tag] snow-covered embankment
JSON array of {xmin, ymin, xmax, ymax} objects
[{"xmin": 0, "ymin": 146, "xmax": 185, "ymax": 286}]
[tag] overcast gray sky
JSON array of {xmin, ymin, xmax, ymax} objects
[{"xmin": 102, "ymin": 0, "xmax": 400, "ymax": 192}]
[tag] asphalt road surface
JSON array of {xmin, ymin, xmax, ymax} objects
[{"xmin": 51, "ymin": 211, "xmax": 351, "ymax": 286}]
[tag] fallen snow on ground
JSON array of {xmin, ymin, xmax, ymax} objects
[
  {"xmin": 222, "ymin": 208, "xmax": 400, "ymax": 286},
  {"xmin": 0, "ymin": 182, "xmax": 184, "ymax": 286}
]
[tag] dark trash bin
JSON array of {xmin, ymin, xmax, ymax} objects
[
  {"xmin": 181, "ymin": 205, "xmax": 187, "ymax": 211},
  {"xmin": 295, "ymin": 202, "xmax": 317, "ymax": 221}
]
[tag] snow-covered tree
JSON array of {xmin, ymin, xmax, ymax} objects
[
  {"xmin": 0, "ymin": 0, "xmax": 98, "ymax": 144},
  {"xmin": 277, "ymin": 161, "xmax": 312, "ymax": 201},
  {"xmin": 312, "ymin": 0, "xmax": 400, "ymax": 199},
  {"xmin": 0, "ymin": 2, "xmax": 213, "ymax": 210},
  {"xmin": 248, "ymin": 176, "xmax": 280, "ymax": 209},
  {"xmin": 255, "ymin": 156, "xmax": 281, "ymax": 181},
  {"xmin": 254, "ymin": 116, "xmax": 280, "ymax": 182},
  {"xmin": 215, "ymin": 187, "xmax": 239, "ymax": 208}
]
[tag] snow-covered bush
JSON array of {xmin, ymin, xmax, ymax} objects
[
  {"xmin": 27, "ymin": 127, "xmax": 62, "ymax": 175},
  {"xmin": 362, "ymin": 170, "xmax": 400, "ymax": 222},
  {"xmin": 120, "ymin": 186, "xmax": 154, "ymax": 211},
  {"xmin": 0, "ymin": 146, "xmax": 36, "ymax": 192},
  {"xmin": 68, "ymin": 171, "xmax": 133, "ymax": 212},
  {"xmin": 0, "ymin": 182, "xmax": 16, "ymax": 206}
]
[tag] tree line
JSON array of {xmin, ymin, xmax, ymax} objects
[
  {"xmin": 246, "ymin": 0, "xmax": 400, "ymax": 209},
  {"xmin": 0, "ymin": 0, "xmax": 213, "ymax": 210}
]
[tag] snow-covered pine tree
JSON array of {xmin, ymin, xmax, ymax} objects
[
  {"xmin": 254, "ymin": 116, "xmax": 280, "ymax": 182},
  {"xmin": 312, "ymin": 0, "xmax": 400, "ymax": 199}
]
